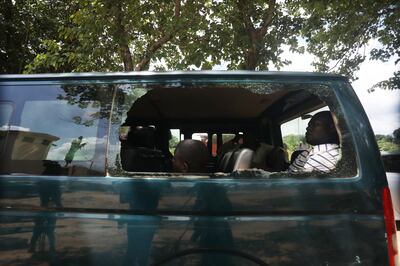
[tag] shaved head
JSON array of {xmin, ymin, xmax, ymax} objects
[{"xmin": 173, "ymin": 139, "xmax": 209, "ymax": 173}]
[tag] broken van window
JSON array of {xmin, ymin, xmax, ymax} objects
[{"xmin": 106, "ymin": 82, "xmax": 357, "ymax": 179}]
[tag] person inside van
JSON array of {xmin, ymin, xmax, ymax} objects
[
  {"xmin": 289, "ymin": 111, "xmax": 340, "ymax": 173},
  {"xmin": 172, "ymin": 139, "xmax": 209, "ymax": 173},
  {"xmin": 242, "ymin": 132, "xmax": 288, "ymax": 171},
  {"xmin": 120, "ymin": 126, "xmax": 167, "ymax": 172}
]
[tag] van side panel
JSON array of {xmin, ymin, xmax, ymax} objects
[{"xmin": 0, "ymin": 176, "xmax": 389, "ymax": 265}]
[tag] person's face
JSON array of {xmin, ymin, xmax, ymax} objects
[{"xmin": 305, "ymin": 116, "xmax": 330, "ymax": 145}]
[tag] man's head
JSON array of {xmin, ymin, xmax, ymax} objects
[
  {"xmin": 306, "ymin": 111, "xmax": 340, "ymax": 145},
  {"xmin": 173, "ymin": 139, "xmax": 209, "ymax": 173}
]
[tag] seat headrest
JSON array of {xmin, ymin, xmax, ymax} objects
[{"xmin": 232, "ymin": 148, "xmax": 254, "ymax": 171}]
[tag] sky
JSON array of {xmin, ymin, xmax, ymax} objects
[
  {"xmin": 214, "ymin": 41, "xmax": 400, "ymax": 136},
  {"xmin": 273, "ymin": 42, "xmax": 399, "ymax": 135},
  {"xmin": 350, "ymin": 59, "xmax": 400, "ymax": 135}
]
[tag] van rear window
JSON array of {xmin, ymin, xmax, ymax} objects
[{"xmin": 0, "ymin": 82, "xmax": 357, "ymax": 178}]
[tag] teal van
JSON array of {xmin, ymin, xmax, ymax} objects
[{"xmin": 0, "ymin": 72, "xmax": 397, "ymax": 265}]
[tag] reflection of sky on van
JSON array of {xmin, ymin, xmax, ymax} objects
[
  {"xmin": 0, "ymin": 102, "xmax": 13, "ymax": 126},
  {"xmin": 0, "ymin": 125, "xmax": 30, "ymax": 131},
  {"xmin": 18, "ymin": 99, "xmax": 104, "ymax": 166},
  {"xmin": 20, "ymin": 100, "xmax": 101, "ymax": 140},
  {"xmin": 268, "ymin": 40, "xmax": 400, "ymax": 135},
  {"xmin": 47, "ymin": 136, "xmax": 106, "ymax": 162}
]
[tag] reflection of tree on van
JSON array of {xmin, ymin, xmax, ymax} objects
[
  {"xmin": 58, "ymin": 84, "xmax": 146, "ymax": 127},
  {"xmin": 64, "ymin": 136, "xmax": 86, "ymax": 166}
]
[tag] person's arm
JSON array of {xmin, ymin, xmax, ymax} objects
[{"xmin": 288, "ymin": 150, "xmax": 310, "ymax": 172}]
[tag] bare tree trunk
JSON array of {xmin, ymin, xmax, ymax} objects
[
  {"xmin": 2, "ymin": 0, "xmax": 20, "ymax": 73},
  {"xmin": 119, "ymin": 44, "xmax": 134, "ymax": 72},
  {"xmin": 245, "ymin": 31, "xmax": 259, "ymax": 70}
]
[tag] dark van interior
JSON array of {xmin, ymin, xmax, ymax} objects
[{"xmin": 116, "ymin": 84, "xmax": 331, "ymax": 176}]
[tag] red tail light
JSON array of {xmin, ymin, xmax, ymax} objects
[{"xmin": 383, "ymin": 186, "xmax": 398, "ymax": 266}]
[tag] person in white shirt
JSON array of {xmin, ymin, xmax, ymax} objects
[{"xmin": 289, "ymin": 111, "xmax": 340, "ymax": 173}]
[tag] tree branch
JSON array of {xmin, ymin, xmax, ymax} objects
[
  {"xmin": 257, "ymin": 0, "xmax": 276, "ymax": 37},
  {"xmin": 135, "ymin": 0, "xmax": 181, "ymax": 71},
  {"xmin": 236, "ymin": 0, "xmax": 277, "ymax": 70},
  {"xmin": 174, "ymin": 0, "xmax": 181, "ymax": 17},
  {"xmin": 236, "ymin": 0, "xmax": 256, "ymax": 34},
  {"xmin": 135, "ymin": 35, "xmax": 174, "ymax": 71},
  {"xmin": 114, "ymin": 2, "xmax": 134, "ymax": 71}
]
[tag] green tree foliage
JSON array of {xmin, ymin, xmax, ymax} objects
[
  {"xmin": 2, "ymin": 0, "xmax": 398, "ymax": 85},
  {"xmin": 169, "ymin": 135, "xmax": 179, "ymax": 154},
  {"xmin": 3, "ymin": 0, "xmax": 303, "ymax": 73},
  {"xmin": 24, "ymin": 0, "xmax": 206, "ymax": 72},
  {"xmin": 290, "ymin": 0, "xmax": 399, "ymax": 90},
  {"xmin": 283, "ymin": 134, "xmax": 305, "ymax": 156},
  {"xmin": 0, "ymin": 0, "xmax": 73, "ymax": 73},
  {"xmin": 166, "ymin": 0, "xmax": 304, "ymax": 70},
  {"xmin": 393, "ymin": 128, "xmax": 400, "ymax": 144},
  {"xmin": 56, "ymin": 84, "xmax": 148, "ymax": 128},
  {"xmin": 376, "ymin": 133, "xmax": 400, "ymax": 152}
]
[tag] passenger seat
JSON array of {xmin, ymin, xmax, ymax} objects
[
  {"xmin": 217, "ymin": 148, "xmax": 254, "ymax": 173},
  {"xmin": 121, "ymin": 147, "xmax": 166, "ymax": 172},
  {"xmin": 232, "ymin": 148, "xmax": 254, "ymax": 171},
  {"xmin": 217, "ymin": 151, "xmax": 234, "ymax": 172},
  {"xmin": 120, "ymin": 126, "xmax": 166, "ymax": 172}
]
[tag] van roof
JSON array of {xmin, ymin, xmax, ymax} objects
[{"xmin": 0, "ymin": 71, "xmax": 347, "ymax": 83}]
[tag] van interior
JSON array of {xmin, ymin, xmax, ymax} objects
[{"xmin": 115, "ymin": 84, "xmax": 341, "ymax": 177}]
